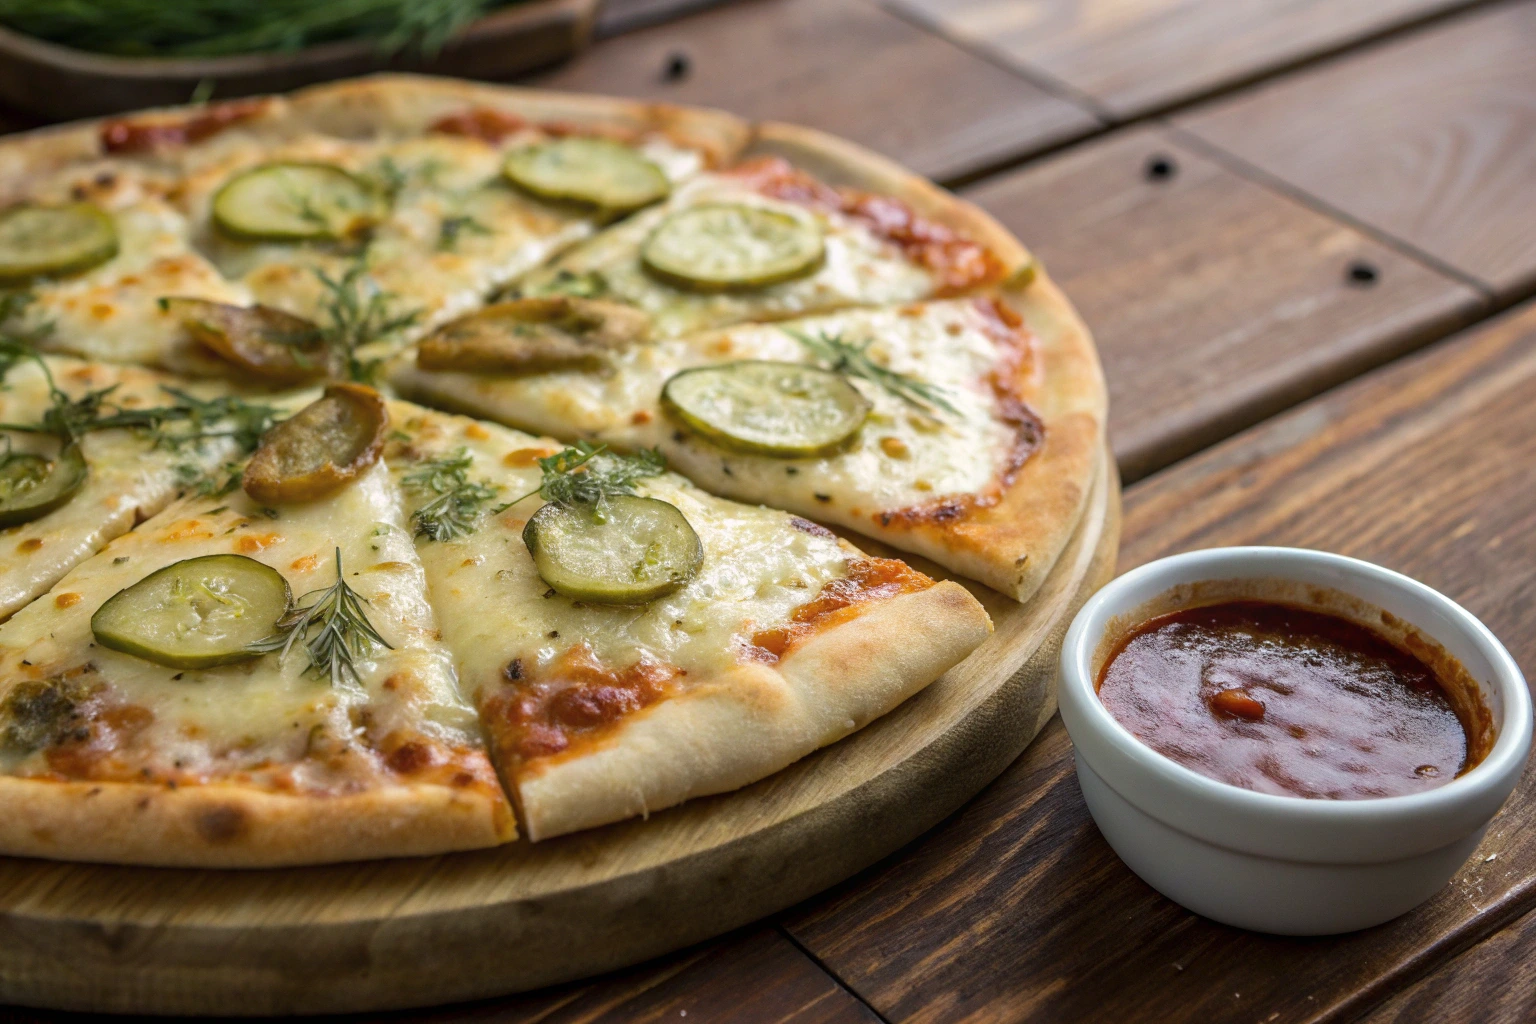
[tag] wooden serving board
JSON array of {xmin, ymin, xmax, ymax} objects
[
  {"xmin": 0, "ymin": 0, "xmax": 599, "ymax": 121},
  {"xmin": 0, "ymin": 445, "xmax": 1117, "ymax": 1015}
]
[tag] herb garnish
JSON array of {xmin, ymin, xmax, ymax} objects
[
  {"xmin": 437, "ymin": 214, "xmax": 490, "ymax": 252},
  {"xmin": 500, "ymin": 441, "xmax": 665, "ymax": 514},
  {"xmin": 247, "ymin": 548, "xmax": 390, "ymax": 688},
  {"xmin": 786, "ymin": 329, "xmax": 958, "ymax": 416},
  {"xmin": 403, "ymin": 446, "xmax": 499, "ymax": 541},
  {"xmin": 0, "ymin": 339, "xmax": 283, "ymax": 450},
  {"xmin": 314, "ymin": 259, "xmax": 422, "ymax": 383}
]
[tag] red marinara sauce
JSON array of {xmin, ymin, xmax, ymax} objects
[{"xmin": 1095, "ymin": 601, "xmax": 1491, "ymax": 799}]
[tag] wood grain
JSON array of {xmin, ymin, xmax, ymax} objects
[
  {"xmin": 0, "ymin": 928, "xmax": 878, "ymax": 1024},
  {"xmin": 0, "ymin": 451, "xmax": 1116, "ymax": 1016},
  {"xmin": 962, "ymin": 125, "xmax": 1484, "ymax": 482},
  {"xmin": 787, "ymin": 299, "xmax": 1536, "ymax": 1024},
  {"xmin": 886, "ymin": 0, "xmax": 1479, "ymax": 117},
  {"xmin": 1179, "ymin": 2, "xmax": 1536, "ymax": 299},
  {"xmin": 1354, "ymin": 909, "xmax": 1536, "ymax": 1024},
  {"xmin": 532, "ymin": 0, "xmax": 1101, "ymax": 183}
]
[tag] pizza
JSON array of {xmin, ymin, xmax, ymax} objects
[{"xmin": 0, "ymin": 76, "xmax": 1103, "ymax": 867}]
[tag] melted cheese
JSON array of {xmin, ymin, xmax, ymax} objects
[
  {"xmin": 0, "ymin": 357, "xmax": 253, "ymax": 621},
  {"xmin": 0, "ymin": 460, "xmax": 482, "ymax": 789},
  {"xmin": 396, "ymin": 300, "xmax": 1019, "ymax": 516},
  {"xmin": 386, "ymin": 404, "xmax": 853, "ymax": 691},
  {"xmin": 23, "ymin": 198, "xmax": 251, "ymax": 374},
  {"xmin": 514, "ymin": 173, "xmax": 938, "ymax": 338}
]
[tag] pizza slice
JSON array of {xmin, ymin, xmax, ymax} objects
[
  {"xmin": 160, "ymin": 92, "xmax": 741, "ymax": 383},
  {"xmin": 385, "ymin": 401, "xmax": 991, "ymax": 841},
  {"xmin": 0, "ymin": 349, "xmax": 291, "ymax": 622},
  {"xmin": 494, "ymin": 155, "xmax": 1017, "ymax": 340},
  {"xmin": 0, "ymin": 386, "xmax": 513, "ymax": 866},
  {"xmin": 394, "ymin": 291, "xmax": 1104, "ymax": 602}
]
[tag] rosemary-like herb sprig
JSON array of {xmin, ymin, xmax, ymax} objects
[
  {"xmin": 314, "ymin": 260, "xmax": 422, "ymax": 383},
  {"xmin": 403, "ymin": 446, "xmax": 500, "ymax": 541},
  {"xmin": 498, "ymin": 441, "xmax": 666, "ymax": 513},
  {"xmin": 0, "ymin": 338, "xmax": 283, "ymax": 449},
  {"xmin": 247, "ymin": 548, "xmax": 391, "ymax": 688},
  {"xmin": 785, "ymin": 328, "xmax": 959, "ymax": 416}
]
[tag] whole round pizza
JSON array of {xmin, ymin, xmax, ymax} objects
[{"xmin": 0, "ymin": 75, "xmax": 1105, "ymax": 867}]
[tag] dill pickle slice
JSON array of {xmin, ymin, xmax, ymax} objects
[
  {"xmin": 661, "ymin": 361, "xmax": 870, "ymax": 457},
  {"xmin": 0, "ymin": 442, "xmax": 87, "ymax": 528},
  {"xmin": 160, "ymin": 297, "xmax": 329, "ymax": 384},
  {"xmin": 641, "ymin": 203, "xmax": 824, "ymax": 291},
  {"xmin": 416, "ymin": 296, "xmax": 650, "ymax": 375},
  {"xmin": 242, "ymin": 384, "xmax": 387, "ymax": 504},
  {"xmin": 91, "ymin": 554, "xmax": 292, "ymax": 669},
  {"xmin": 212, "ymin": 162, "xmax": 386, "ymax": 241},
  {"xmin": 0, "ymin": 203, "xmax": 118, "ymax": 283},
  {"xmin": 504, "ymin": 137, "xmax": 670, "ymax": 212},
  {"xmin": 523, "ymin": 495, "xmax": 702, "ymax": 605}
]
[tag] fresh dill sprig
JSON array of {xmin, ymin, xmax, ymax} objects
[
  {"xmin": 785, "ymin": 328, "xmax": 959, "ymax": 417},
  {"xmin": 0, "ymin": 0, "xmax": 503, "ymax": 60},
  {"xmin": 437, "ymin": 214, "xmax": 490, "ymax": 252},
  {"xmin": 403, "ymin": 446, "xmax": 500, "ymax": 541},
  {"xmin": 314, "ymin": 259, "xmax": 422, "ymax": 383},
  {"xmin": 247, "ymin": 548, "xmax": 391, "ymax": 688},
  {"xmin": 0, "ymin": 340, "xmax": 282, "ymax": 460},
  {"xmin": 498, "ymin": 441, "xmax": 665, "ymax": 513}
]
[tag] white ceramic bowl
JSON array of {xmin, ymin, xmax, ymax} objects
[{"xmin": 1058, "ymin": 546, "xmax": 1531, "ymax": 935}]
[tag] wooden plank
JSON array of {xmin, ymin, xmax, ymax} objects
[
  {"xmin": 0, "ymin": 928, "xmax": 879, "ymax": 1023},
  {"xmin": 594, "ymin": 0, "xmax": 736, "ymax": 38},
  {"xmin": 532, "ymin": 0, "xmax": 1101, "ymax": 183},
  {"xmin": 887, "ymin": 0, "xmax": 1480, "ymax": 118},
  {"xmin": 1179, "ymin": 2, "xmax": 1536, "ymax": 299},
  {"xmin": 787, "ymin": 299, "xmax": 1536, "ymax": 1024},
  {"xmin": 962, "ymin": 125, "xmax": 1484, "ymax": 482},
  {"xmin": 1356, "ymin": 909, "xmax": 1536, "ymax": 1024}
]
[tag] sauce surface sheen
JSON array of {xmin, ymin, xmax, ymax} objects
[{"xmin": 1096, "ymin": 601, "xmax": 1480, "ymax": 799}]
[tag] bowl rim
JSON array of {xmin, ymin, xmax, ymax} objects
[{"xmin": 1060, "ymin": 546, "xmax": 1532, "ymax": 828}]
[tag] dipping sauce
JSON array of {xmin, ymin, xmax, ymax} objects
[{"xmin": 1096, "ymin": 601, "xmax": 1491, "ymax": 799}]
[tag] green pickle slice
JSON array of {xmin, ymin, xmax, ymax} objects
[
  {"xmin": 0, "ymin": 443, "xmax": 87, "ymax": 527},
  {"xmin": 212, "ymin": 162, "xmax": 386, "ymax": 241},
  {"xmin": 523, "ymin": 495, "xmax": 703, "ymax": 605},
  {"xmin": 662, "ymin": 361, "xmax": 870, "ymax": 457},
  {"xmin": 0, "ymin": 203, "xmax": 118, "ymax": 283},
  {"xmin": 91, "ymin": 554, "xmax": 293, "ymax": 669},
  {"xmin": 504, "ymin": 137, "xmax": 669, "ymax": 212},
  {"xmin": 641, "ymin": 203, "xmax": 824, "ymax": 291}
]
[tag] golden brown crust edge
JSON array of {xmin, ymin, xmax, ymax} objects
[
  {"xmin": 746, "ymin": 120, "xmax": 1032, "ymax": 277},
  {"xmin": 745, "ymin": 122, "xmax": 1106, "ymax": 603},
  {"xmin": 515, "ymin": 581, "xmax": 992, "ymax": 841},
  {"xmin": 0, "ymin": 775, "xmax": 516, "ymax": 868},
  {"xmin": 278, "ymin": 73, "xmax": 754, "ymax": 167},
  {"xmin": 0, "ymin": 73, "xmax": 753, "ymax": 200}
]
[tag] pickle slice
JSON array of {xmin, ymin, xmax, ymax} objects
[
  {"xmin": 0, "ymin": 203, "xmax": 118, "ymax": 283},
  {"xmin": 0, "ymin": 442, "xmax": 87, "ymax": 528},
  {"xmin": 91, "ymin": 554, "xmax": 292, "ymax": 669},
  {"xmin": 161, "ymin": 297, "xmax": 329, "ymax": 384},
  {"xmin": 212, "ymin": 162, "xmax": 386, "ymax": 241},
  {"xmin": 523, "ymin": 495, "xmax": 703, "ymax": 605},
  {"xmin": 416, "ymin": 296, "xmax": 650, "ymax": 375},
  {"xmin": 662, "ymin": 361, "xmax": 870, "ymax": 457},
  {"xmin": 503, "ymin": 137, "xmax": 669, "ymax": 212},
  {"xmin": 242, "ymin": 384, "xmax": 388, "ymax": 504},
  {"xmin": 641, "ymin": 204, "xmax": 824, "ymax": 291}
]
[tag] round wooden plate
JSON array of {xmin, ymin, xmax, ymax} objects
[{"xmin": 0, "ymin": 448, "xmax": 1117, "ymax": 1015}]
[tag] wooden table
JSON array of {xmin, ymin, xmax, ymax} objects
[{"xmin": 7, "ymin": 0, "xmax": 1536, "ymax": 1020}]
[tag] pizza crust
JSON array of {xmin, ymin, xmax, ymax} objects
[
  {"xmin": 745, "ymin": 122, "xmax": 1106, "ymax": 602},
  {"xmin": 0, "ymin": 776, "xmax": 514, "ymax": 868},
  {"xmin": 515, "ymin": 580, "xmax": 990, "ymax": 840}
]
